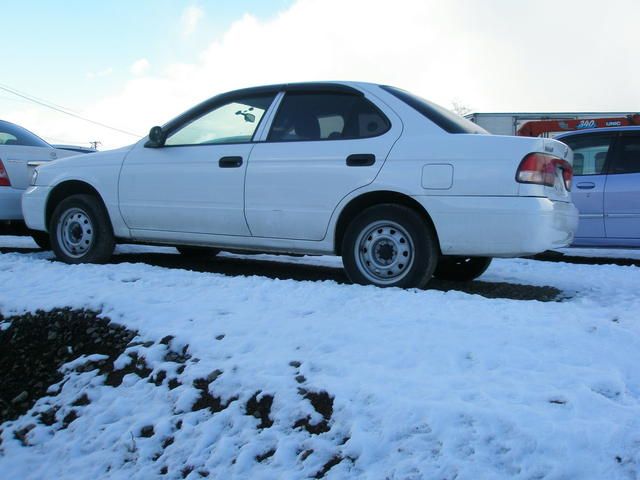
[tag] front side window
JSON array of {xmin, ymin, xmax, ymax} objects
[
  {"xmin": 268, "ymin": 92, "xmax": 390, "ymax": 142},
  {"xmin": 561, "ymin": 134, "xmax": 615, "ymax": 176},
  {"xmin": 0, "ymin": 120, "xmax": 50, "ymax": 147},
  {"xmin": 609, "ymin": 135, "xmax": 640, "ymax": 174},
  {"xmin": 166, "ymin": 94, "xmax": 275, "ymax": 146}
]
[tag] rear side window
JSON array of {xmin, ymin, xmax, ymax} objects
[
  {"xmin": 609, "ymin": 135, "xmax": 640, "ymax": 174},
  {"xmin": 560, "ymin": 134, "xmax": 615, "ymax": 176},
  {"xmin": 268, "ymin": 92, "xmax": 390, "ymax": 142},
  {"xmin": 381, "ymin": 85, "xmax": 486, "ymax": 134},
  {"xmin": 0, "ymin": 121, "xmax": 50, "ymax": 147}
]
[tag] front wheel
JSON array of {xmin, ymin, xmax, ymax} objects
[
  {"xmin": 342, "ymin": 204, "xmax": 439, "ymax": 288},
  {"xmin": 50, "ymin": 194, "xmax": 115, "ymax": 264},
  {"xmin": 432, "ymin": 256, "xmax": 492, "ymax": 282}
]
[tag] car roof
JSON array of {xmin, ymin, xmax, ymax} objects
[
  {"xmin": 556, "ymin": 125, "xmax": 640, "ymax": 139},
  {"xmin": 211, "ymin": 81, "xmax": 377, "ymax": 98},
  {"xmin": 162, "ymin": 81, "xmax": 381, "ymax": 132}
]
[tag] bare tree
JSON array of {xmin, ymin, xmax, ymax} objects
[{"xmin": 451, "ymin": 101, "xmax": 472, "ymax": 117}]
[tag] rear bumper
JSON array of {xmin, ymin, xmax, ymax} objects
[
  {"xmin": 22, "ymin": 186, "xmax": 50, "ymax": 232},
  {"xmin": 0, "ymin": 186, "xmax": 25, "ymax": 220},
  {"xmin": 413, "ymin": 195, "xmax": 579, "ymax": 257}
]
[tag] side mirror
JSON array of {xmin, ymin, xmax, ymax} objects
[
  {"xmin": 145, "ymin": 126, "xmax": 166, "ymax": 148},
  {"xmin": 235, "ymin": 109, "xmax": 256, "ymax": 123}
]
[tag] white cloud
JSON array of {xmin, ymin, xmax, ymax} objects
[
  {"xmin": 6, "ymin": 0, "xmax": 640, "ymax": 149},
  {"xmin": 85, "ymin": 67, "xmax": 113, "ymax": 80},
  {"xmin": 181, "ymin": 5, "xmax": 204, "ymax": 37},
  {"xmin": 130, "ymin": 58, "xmax": 150, "ymax": 76}
]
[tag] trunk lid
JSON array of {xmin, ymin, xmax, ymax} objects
[{"xmin": 0, "ymin": 146, "xmax": 79, "ymax": 189}]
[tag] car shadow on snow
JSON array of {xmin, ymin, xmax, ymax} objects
[
  {"xmin": 0, "ymin": 246, "xmax": 563, "ymax": 302},
  {"xmin": 110, "ymin": 251, "xmax": 563, "ymax": 302},
  {"xmin": 529, "ymin": 250, "xmax": 640, "ymax": 268}
]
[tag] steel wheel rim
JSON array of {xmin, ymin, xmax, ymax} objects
[
  {"xmin": 57, "ymin": 207, "xmax": 94, "ymax": 258},
  {"xmin": 354, "ymin": 220, "xmax": 415, "ymax": 285}
]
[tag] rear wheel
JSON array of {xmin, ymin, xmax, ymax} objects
[
  {"xmin": 50, "ymin": 194, "xmax": 114, "ymax": 264},
  {"xmin": 30, "ymin": 230, "xmax": 50, "ymax": 250},
  {"xmin": 342, "ymin": 204, "xmax": 438, "ymax": 288},
  {"xmin": 176, "ymin": 246, "xmax": 220, "ymax": 258},
  {"xmin": 432, "ymin": 256, "xmax": 492, "ymax": 282}
]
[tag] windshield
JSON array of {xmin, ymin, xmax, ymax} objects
[{"xmin": 381, "ymin": 85, "xmax": 487, "ymax": 134}]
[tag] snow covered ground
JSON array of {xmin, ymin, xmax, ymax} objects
[{"xmin": 0, "ymin": 236, "xmax": 639, "ymax": 479}]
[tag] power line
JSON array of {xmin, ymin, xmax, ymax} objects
[
  {"xmin": 0, "ymin": 95, "xmax": 32, "ymax": 104},
  {"xmin": 0, "ymin": 83, "xmax": 142, "ymax": 137},
  {"xmin": 0, "ymin": 82, "xmax": 83, "ymax": 114}
]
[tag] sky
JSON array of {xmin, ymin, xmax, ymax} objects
[{"xmin": 1, "ymin": 0, "xmax": 639, "ymax": 149}]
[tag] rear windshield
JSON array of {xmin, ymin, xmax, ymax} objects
[
  {"xmin": 381, "ymin": 85, "xmax": 487, "ymax": 134},
  {"xmin": 0, "ymin": 120, "xmax": 50, "ymax": 147}
]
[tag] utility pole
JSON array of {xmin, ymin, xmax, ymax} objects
[{"xmin": 89, "ymin": 141, "xmax": 102, "ymax": 150}]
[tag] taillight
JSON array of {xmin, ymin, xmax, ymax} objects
[
  {"xmin": 516, "ymin": 153, "xmax": 572, "ymax": 191},
  {"xmin": 0, "ymin": 160, "xmax": 11, "ymax": 187}
]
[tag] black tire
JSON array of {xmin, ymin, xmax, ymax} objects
[
  {"xmin": 30, "ymin": 230, "xmax": 51, "ymax": 250},
  {"xmin": 341, "ymin": 204, "xmax": 439, "ymax": 288},
  {"xmin": 176, "ymin": 246, "xmax": 220, "ymax": 258},
  {"xmin": 50, "ymin": 194, "xmax": 115, "ymax": 264},
  {"xmin": 433, "ymin": 256, "xmax": 492, "ymax": 282}
]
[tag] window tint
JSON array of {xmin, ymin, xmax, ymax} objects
[
  {"xmin": 166, "ymin": 94, "xmax": 275, "ymax": 146},
  {"xmin": 0, "ymin": 120, "xmax": 50, "ymax": 147},
  {"xmin": 560, "ymin": 134, "xmax": 614, "ymax": 176},
  {"xmin": 268, "ymin": 92, "xmax": 390, "ymax": 142},
  {"xmin": 380, "ymin": 85, "xmax": 486, "ymax": 134},
  {"xmin": 610, "ymin": 135, "xmax": 640, "ymax": 174}
]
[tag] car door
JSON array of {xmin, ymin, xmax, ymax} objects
[
  {"xmin": 561, "ymin": 133, "xmax": 616, "ymax": 240},
  {"xmin": 118, "ymin": 92, "xmax": 276, "ymax": 236},
  {"xmin": 604, "ymin": 132, "xmax": 640, "ymax": 239},
  {"xmin": 245, "ymin": 88, "xmax": 402, "ymax": 240}
]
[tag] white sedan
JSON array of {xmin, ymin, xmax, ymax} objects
[
  {"xmin": 23, "ymin": 82, "xmax": 578, "ymax": 288},
  {"xmin": 0, "ymin": 120, "xmax": 79, "ymax": 247}
]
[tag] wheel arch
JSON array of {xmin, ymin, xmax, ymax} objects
[
  {"xmin": 333, "ymin": 190, "xmax": 440, "ymax": 255},
  {"xmin": 45, "ymin": 180, "xmax": 111, "ymax": 231}
]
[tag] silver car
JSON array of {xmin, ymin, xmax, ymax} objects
[{"xmin": 0, "ymin": 120, "xmax": 79, "ymax": 247}]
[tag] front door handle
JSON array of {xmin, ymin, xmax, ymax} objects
[
  {"xmin": 576, "ymin": 182, "xmax": 595, "ymax": 190},
  {"xmin": 219, "ymin": 156, "xmax": 243, "ymax": 168},
  {"xmin": 346, "ymin": 154, "xmax": 375, "ymax": 167}
]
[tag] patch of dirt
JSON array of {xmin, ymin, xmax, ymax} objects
[
  {"xmin": 294, "ymin": 389, "xmax": 334, "ymax": 435},
  {"xmin": 104, "ymin": 352, "xmax": 153, "ymax": 387},
  {"xmin": 246, "ymin": 392, "xmax": 274, "ymax": 429},
  {"xmin": 0, "ymin": 308, "xmax": 136, "ymax": 423}
]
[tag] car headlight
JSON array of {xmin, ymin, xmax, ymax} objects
[{"xmin": 30, "ymin": 169, "xmax": 38, "ymax": 186}]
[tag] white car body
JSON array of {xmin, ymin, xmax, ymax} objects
[
  {"xmin": 23, "ymin": 82, "xmax": 578, "ymax": 270},
  {"xmin": 0, "ymin": 120, "xmax": 79, "ymax": 221}
]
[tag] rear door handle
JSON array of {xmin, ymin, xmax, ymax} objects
[
  {"xmin": 576, "ymin": 182, "xmax": 595, "ymax": 190},
  {"xmin": 219, "ymin": 156, "xmax": 243, "ymax": 168},
  {"xmin": 346, "ymin": 154, "xmax": 375, "ymax": 167}
]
